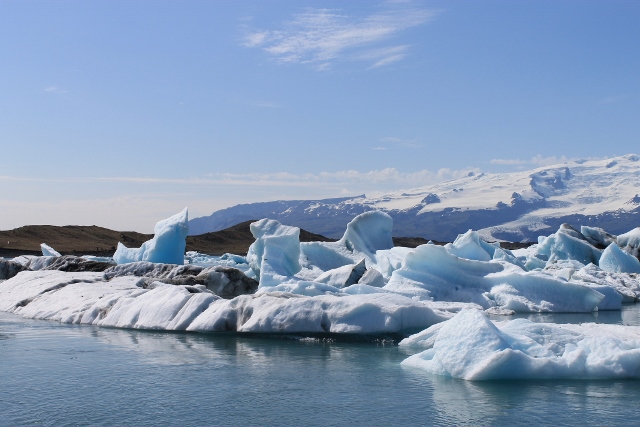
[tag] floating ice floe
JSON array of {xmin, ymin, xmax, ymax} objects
[
  {"xmin": 113, "ymin": 208, "xmax": 189, "ymax": 265},
  {"xmin": 384, "ymin": 241, "xmax": 607, "ymax": 312},
  {"xmin": 220, "ymin": 214, "xmax": 640, "ymax": 313},
  {"xmin": 401, "ymin": 308, "xmax": 640, "ymax": 380},
  {"xmin": 0, "ymin": 270, "xmax": 449, "ymax": 333}
]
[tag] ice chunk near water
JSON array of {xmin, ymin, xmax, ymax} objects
[
  {"xmin": 0, "ymin": 270, "xmax": 108, "ymax": 313},
  {"xmin": 384, "ymin": 243, "xmax": 605, "ymax": 312},
  {"xmin": 113, "ymin": 208, "xmax": 189, "ymax": 265},
  {"xmin": 103, "ymin": 261, "xmax": 258, "ymax": 298},
  {"xmin": 246, "ymin": 219, "xmax": 302, "ymax": 288},
  {"xmin": 557, "ymin": 223, "xmax": 588, "ymax": 241},
  {"xmin": 1, "ymin": 267, "xmax": 456, "ymax": 334},
  {"xmin": 314, "ymin": 259, "xmax": 366, "ymax": 288},
  {"xmin": 300, "ymin": 211, "xmax": 396, "ymax": 277},
  {"xmin": 617, "ymin": 227, "xmax": 640, "ymax": 259},
  {"xmin": 533, "ymin": 227, "xmax": 602, "ymax": 267},
  {"xmin": 537, "ymin": 260, "xmax": 624, "ymax": 308},
  {"xmin": 572, "ymin": 263, "xmax": 640, "ymax": 302},
  {"xmin": 356, "ymin": 268, "xmax": 386, "ymax": 288},
  {"xmin": 247, "ymin": 213, "xmax": 397, "ymax": 293},
  {"xmin": 256, "ymin": 281, "xmax": 344, "ymax": 297},
  {"xmin": 95, "ymin": 282, "xmax": 218, "ymax": 330},
  {"xmin": 599, "ymin": 242, "xmax": 640, "ymax": 274},
  {"xmin": 185, "ymin": 252, "xmax": 255, "ymax": 278},
  {"xmin": 445, "ymin": 230, "xmax": 496, "ymax": 262},
  {"xmin": 487, "ymin": 269, "xmax": 608, "ymax": 312},
  {"xmin": 580, "ymin": 226, "xmax": 616, "ymax": 248},
  {"xmin": 492, "ymin": 247, "xmax": 526, "ymax": 270},
  {"xmin": 339, "ymin": 211, "xmax": 394, "ymax": 259},
  {"xmin": 384, "ymin": 243, "xmax": 503, "ymax": 306},
  {"xmin": 14, "ymin": 275, "xmax": 145, "ymax": 324},
  {"xmin": 401, "ymin": 309, "xmax": 640, "ymax": 380},
  {"xmin": 373, "ymin": 246, "xmax": 413, "ymax": 280},
  {"xmin": 41, "ymin": 243, "xmax": 61, "ymax": 257},
  {"xmin": 187, "ymin": 292, "xmax": 449, "ymax": 334}
]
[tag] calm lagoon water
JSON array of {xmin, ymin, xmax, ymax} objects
[{"xmin": 2, "ymin": 306, "xmax": 640, "ymax": 427}]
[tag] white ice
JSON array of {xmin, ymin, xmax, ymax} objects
[
  {"xmin": 599, "ymin": 242, "xmax": 640, "ymax": 274},
  {"xmin": 401, "ymin": 308, "xmax": 640, "ymax": 380},
  {"xmin": 41, "ymin": 243, "xmax": 61, "ymax": 257},
  {"xmin": 383, "ymin": 243, "xmax": 605, "ymax": 312},
  {"xmin": 113, "ymin": 208, "xmax": 189, "ymax": 265},
  {"xmin": 0, "ymin": 270, "xmax": 449, "ymax": 334}
]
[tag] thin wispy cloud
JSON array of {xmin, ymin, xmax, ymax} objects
[
  {"xmin": 242, "ymin": 4, "xmax": 436, "ymax": 69},
  {"xmin": 376, "ymin": 136, "xmax": 421, "ymax": 149},
  {"xmin": 44, "ymin": 86, "xmax": 67, "ymax": 94},
  {"xmin": 490, "ymin": 155, "xmax": 607, "ymax": 167},
  {"xmin": 357, "ymin": 45, "xmax": 409, "ymax": 68},
  {"xmin": 0, "ymin": 167, "xmax": 478, "ymax": 191}
]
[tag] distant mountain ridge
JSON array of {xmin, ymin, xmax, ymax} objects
[{"xmin": 189, "ymin": 154, "xmax": 640, "ymax": 242}]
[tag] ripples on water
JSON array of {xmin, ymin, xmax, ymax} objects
[{"xmin": 2, "ymin": 306, "xmax": 640, "ymax": 427}]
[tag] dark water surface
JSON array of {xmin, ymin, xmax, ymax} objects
[{"xmin": 2, "ymin": 307, "xmax": 640, "ymax": 427}]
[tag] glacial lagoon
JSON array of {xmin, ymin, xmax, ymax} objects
[{"xmin": 2, "ymin": 306, "xmax": 640, "ymax": 427}]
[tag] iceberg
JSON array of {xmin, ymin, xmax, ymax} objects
[
  {"xmin": 338, "ymin": 211, "xmax": 394, "ymax": 258},
  {"xmin": 299, "ymin": 211, "xmax": 395, "ymax": 275},
  {"xmin": 0, "ymin": 270, "xmax": 449, "ymax": 334},
  {"xmin": 113, "ymin": 208, "xmax": 189, "ymax": 265},
  {"xmin": 41, "ymin": 243, "xmax": 61, "ymax": 257},
  {"xmin": 445, "ymin": 229, "xmax": 496, "ymax": 262},
  {"xmin": 401, "ymin": 309, "xmax": 640, "ymax": 380},
  {"xmin": 580, "ymin": 226, "xmax": 616, "ymax": 248},
  {"xmin": 599, "ymin": 242, "xmax": 640, "ymax": 274},
  {"xmin": 384, "ymin": 243, "xmax": 605, "ymax": 312},
  {"xmin": 535, "ymin": 228, "xmax": 602, "ymax": 266},
  {"xmin": 246, "ymin": 218, "xmax": 302, "ymax": 287}
]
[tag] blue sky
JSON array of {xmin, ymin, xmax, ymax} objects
[{"xmin": 1, "ymin": 0, "xmax": 638, "ymax": 232}]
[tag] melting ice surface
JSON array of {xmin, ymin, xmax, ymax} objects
[{"xmin": 3, "ymin": 208, "xmax": 640, "ymax": 381}]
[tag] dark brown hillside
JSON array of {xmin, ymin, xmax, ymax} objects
[
  {"xmin": 0, "ymin": 225, "xmax": 152, "ymax": 257},
  {"xmin": 0, "ymin": 220, "xmax": 336, "ymax": 257}
]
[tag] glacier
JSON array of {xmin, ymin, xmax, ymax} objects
[{"xmin": 189, "ymin": 154, "xmax": 640, "ymax": 242}]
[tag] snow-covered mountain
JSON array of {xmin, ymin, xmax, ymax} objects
[{"xmin": 189, "ymin": 154, "xmax": 640, "ymax": 242}]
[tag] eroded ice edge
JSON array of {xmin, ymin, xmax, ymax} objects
[{"xmin": 2, "ymin": 208, "xmax": 640, "ymax": 380}]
